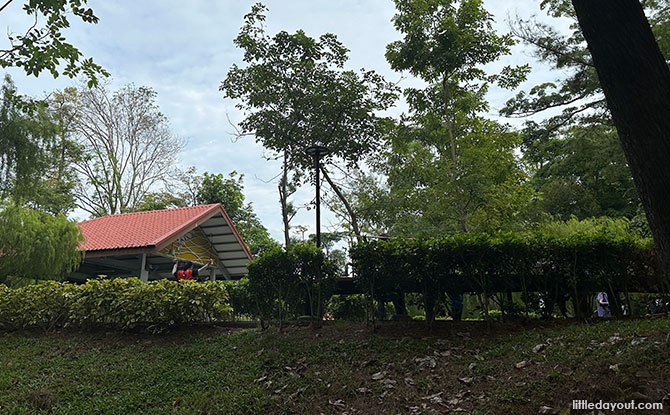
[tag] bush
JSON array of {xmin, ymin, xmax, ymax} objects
[
  {"xmin": 351, "ymin": 218, "xmax": 661, "ymax": 324},
  {"xmin": 0, "ymin": 278, "xmax": 232, "ymax": 333},
  {"xmin": 223, "ymin": 278, "xmax": 255, "ymax": 320},
  {"xmin": 246, "ymin": 243, "xmax": 338, "ymax": 328},
  {"xmin": 0, "ymin": 281, "xmax": 74, "ymax": 331},
  {"xmin": 326, "ymin": 295, "xmax": 367, "ymax": 322}
]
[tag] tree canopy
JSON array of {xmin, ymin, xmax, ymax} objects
[
  {"xmin": 0, "ymin": 75, "xmax": 79, "ymax": 214},
  {"xmin": 67, "ymin": 82, "xmax": 184, "ymax": 217},
  {"xmin": 222, "ymin": 3, "xmax": 398, "ymax": 244},
  {"xmin": 0, "ymin": 0, "xmax": 108, "ymax": 86}
]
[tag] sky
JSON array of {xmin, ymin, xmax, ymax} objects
[{"xmin": 1, "ymin": 0, "xmax": 572, "ymax": 242}]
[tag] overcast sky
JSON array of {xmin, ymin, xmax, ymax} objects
[{"xmin": 2, "ymin": 1, "xmax": 572, "ymax": 242}]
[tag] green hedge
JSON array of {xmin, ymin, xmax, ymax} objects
[
  {"xmin": 351, "ymin": 219, "xmax": 664, "ymax": 322},
  {"xmin": 0, "ymin": 278, "xmax": 232, "ymax": 332}
]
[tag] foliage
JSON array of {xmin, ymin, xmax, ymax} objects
[
  {"xmin": 197, "ymin": 171, "xmax": 278, "ymax": 255},
  {"xmin": 0, "ymin": 203, "xmax": 84, "ymax": 284},
  {"xmin": 351, "ymin": 218, "xmax": 661, "ymax": 324},
  {"xmin": 0, "ymin": 281, "xmax": 74, "ymax": 331},
  {"xmin": 224, "ymin": 278, "xmax": 255, "ymax": 320},
  {"xmin": 0, "ymin": 75, "xmax": 79, "ymax": 214},
  {"xmin": 223, "ymin": 3, "xmax": 397, "ymax": 172},
  {"xmin": 366, "ymin": 0, "xmax": 535, "ymax": 236},
  {"xmin": 198, "ymin": 172, "xmax": 246, "ymax": 219},
  {"xmin": 521, "ymin": 114, "xmax": 640, "ymax": 222},
  {"xmin": 246, "ymin": 247, "xmax": 302, "ymax": 328},
  {"xmin": 386, "ymin": 0, "xmax": 527, "ymax": 86},
  {"xmin": 325, "ymin": 294, "xmax": 367, "ymax": 322},
  {"xmin": 502, "ymin": 0, "xmax": 670, "ymax": 132},
  {"xmin": 0, "ymin": 278, "xmax": 232, "ymax": 332},
  {"xmin": 222, "ymin": 3, "xmax": 398, "ymax": 243},
  {"xmin": 291, "ymin": 243, "xmax": 338, "ymax": 326},
  {"xmin": 134, "ymin": 191, "xmax": 187, "ymax": 212},
  {"xmin": 68, "ymin": 81, "xmax": 184, "ymax": 217},
  {"xmin": 500, "ymin": 0, "xmax": 670, "ymax": 222},
  {"xmin": 246, "ymin": 243, "xmax": 337, "ymax": 328},
  {"xmin": 0, "ymin": 0, "xmax": 108, "ymax": 86},
  {"xmin": 381, "ymin": 117, "xmax": 536, "ymax": 235}
]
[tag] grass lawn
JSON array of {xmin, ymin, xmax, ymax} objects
[{"xmin": 1, "ymin": 318, "xmax": 669, "ymax": 414}]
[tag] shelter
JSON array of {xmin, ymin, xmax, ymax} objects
[{"xmin": 74, "ymin": 204, "xmax": 253, "ymax": 282}]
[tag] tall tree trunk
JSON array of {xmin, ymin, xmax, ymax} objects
[
  {"xmin": 572, "ymin": 0, "xmax": 670, "ymax": 282},
  {"xmin": 442, "ymin": 76, "xmax": 457, "ymax": 167},
  {"xmin": 279, "ymin": 152, "xmax": 291, "ymax": 247}
]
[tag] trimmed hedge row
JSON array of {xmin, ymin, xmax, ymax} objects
[
  {"xmin": 0, "ymin": 278, "xmax": 232, "ymax": 332},
  {"xmin": 351, "ymin": 220, "xmax": 665, "ymax": 322}
]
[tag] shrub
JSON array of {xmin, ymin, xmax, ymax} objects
[
  {"xmin": 224, "ymin": 278, "xmax": 255, "ymax": 320},
  {"xmin": 326, "ymin": 295, "xmax": 367, "ymax": 322},
  {"xmin": 246, "ymin": 243, "xmax": 338, "ymax": 328},
  {"xmin": 351, "ymin": 218, "xmax": 660, "ymax": 324},
  {"xmin": 0, "ymin": 281, "xmax": 74, "ymax": 331},
  {"xmin": 0, "ymin": 278, "xmax": 232, "ymax": 333}
]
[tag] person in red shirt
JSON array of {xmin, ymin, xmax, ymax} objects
[{"xmin": 172, "ymin": 258, "xmax": 214, "ymax": 281}]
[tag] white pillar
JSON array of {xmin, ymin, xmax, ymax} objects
[
  {"xmin": 209, "ymin": 268, "xmax": 216, "ymax": 282},
  {"xmin": 139, "ymin": 254, "xmax": 149, "ymax": 282}
]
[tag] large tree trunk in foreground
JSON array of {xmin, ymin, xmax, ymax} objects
[{"xmin": 572, "ymin": 0, "xmax": 670, "ymax": 282}]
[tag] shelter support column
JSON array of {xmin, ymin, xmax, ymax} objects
[{"xmin": 139, "ymin": 254, "xmax": 149, "ymax": 282}]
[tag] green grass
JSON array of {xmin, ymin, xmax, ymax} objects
[{"xmin": 1, "ymin": 318, "xmax": 669, "ymax": 414}]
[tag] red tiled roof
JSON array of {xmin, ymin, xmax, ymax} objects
[{"xmin": 78, "ymin": 204, "xmax": 223, "ymax": 252}]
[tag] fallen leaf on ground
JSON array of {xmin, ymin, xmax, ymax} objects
[
  {"xmin": 422, "ymin": 392, "xmax": 443, "ymax": 404},
  {"xmin": 371, "ymin": 371, "xmax": 386, "ymax": 380},
  {"xmin": 329, "ymin": 399, "xmax": 345, "ymax": 409},
  {"xmin": 533, "ymin": 344, "xmax": 547, "ymax": 353},
  {"xmin": 415, "ymin": 356, "xmax": 437, "ymax": 368},
  {"xmin": 381, "ymin": 379, "xmax": 397, "ymax": 389}
]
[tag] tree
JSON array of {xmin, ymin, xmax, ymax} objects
[
  {"xmin": 134, "ymin": 191, "xmax": 187, "ymax": 212},
  {"xmin": 0, "ymin": 202, "xmax": 83, "ymax": 285},
  {"xmin": 381, "ymin": 115, "xmax": 535, "ymax": 235},
  {"xmin": 222, "ymin": 3, "xmax": 398, "ymax": 245},
  {"xmin": 570, "ymin": 0, "xmax": 670, "ymax": 281},
  {"xmin": 502, "ymin": 0, "xmax": 670, "ymax": 134},
  {"xmin": 500, "ymin": 0, "xmax": 667, "ymax": 225},
  {"xmin": 197, "ymin": 171, "xmax": 278, "ymax": 256},
  {"xmin": 1, "ymin": 0, "xmax": 108, "ymax": 86},
  {"xmin": 378, "ymin": 0, "xmax": 534, "ymax": 235},
  {"xmin": 527, "ymin": 125, "xmax": 639, "ymax": 220},
  {"xmin": 0, "ymin": 75, "xmax": 79, "ymax": 214},
  {"xmin": 68, "ymin": 82, "xmax": 184, "ymax": 217},
  {"xmin": 198, "ymin": 172, "xmax": 246, "ymax": 221},
  {"xmin": 135, "ymin": 166, "xmax": 202, "ymax": 212}
]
